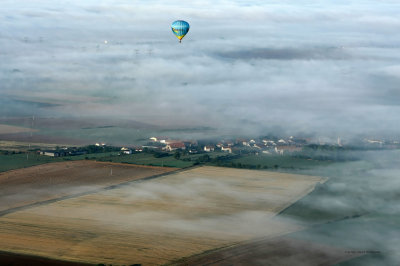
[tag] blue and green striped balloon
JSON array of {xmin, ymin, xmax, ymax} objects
[{"xmin": 171, "ymin": 20, "xmax": 190, "ymax": 43}]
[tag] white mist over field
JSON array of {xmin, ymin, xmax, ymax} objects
[{"xmin": 1, "ymin": 0, "xmax": 400, "ymax": 137}]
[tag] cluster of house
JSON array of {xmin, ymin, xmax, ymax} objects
[
  {"xmin": 37, "ymin": 134, "xmax": 400, "ymax": 159},
  {"xmin": 214, "ymin": 136, "xmax": 306, "ymax": 155},
  {"xmin": 204, "ymin": 143, "xmax": 232, "ymax": 153},
  {"xmin": 363, "ymin": 138, "xmax": 400, "ymax": 149},
  {"xmin": 149, "ymin": 137, "xmax": 198, "ymax": 152},
  {"xmin": 39, "ymin": 136, "xmax": 309, "ymax": 157},
  {"xmin": 147, "ymin": 136, "xmax": 308, "ymax": 155}
]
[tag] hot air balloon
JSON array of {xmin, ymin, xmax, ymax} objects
[{"xmin": 171, "ymin": 20, "xmax": 190, "ymax": 43}]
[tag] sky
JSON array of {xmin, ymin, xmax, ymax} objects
[{"xmin": 1, "ymin": 0, "xmax": 400, "ymax": 138}]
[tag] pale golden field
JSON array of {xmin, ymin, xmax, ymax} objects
[{"xmin": 0, "ymin": 166, "xmax": 325, "ymax": 265}]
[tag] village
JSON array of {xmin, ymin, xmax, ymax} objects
[
  {"xmin": 146, "ymin": 135, "xmax": 306, "ymax": 155},
  {"xmin": 36, "ymin": 134, "xmax": 400, "ymax": 159},
  {"xmin": 37, "ymin": 135, "xmax": 309, "ymax": 157}
]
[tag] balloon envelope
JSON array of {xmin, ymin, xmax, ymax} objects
[{"xmin": 171, "ymin": 20, "xmax": 190, "ymax": 42}]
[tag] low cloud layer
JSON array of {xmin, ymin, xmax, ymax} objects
[
  {"xmin": 1, "ymin": 1, "xmax": 400, "ymax": 138},
  {"xmin": 285, "ymin": 150, "xmax": 400, "ymax": 265}
]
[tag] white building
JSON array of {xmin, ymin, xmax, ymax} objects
[
  {"xmin": 165, "ymin": 142, "xmax": 186, "ymax": 151},
  {"xmin": 221, "ymin": 146, "xmax": 232, "ymax": 153},
  {"xmin": 262, "ymin": 140, "xmax": 276, "ymax": 146},
  {"xmin": 41, "ymin": 150, "xmax": 61, "ymax": 157},
  {"xmin": 121, "ymin": 147, "xmax": 132, "ymax": 154},
  {"xmin": 204, "ymin": 145, "xmax": 215, "ymax": 152},
  {"xmin": 95, "ymin": 142, "xmax": 106, "ymax": 147}
]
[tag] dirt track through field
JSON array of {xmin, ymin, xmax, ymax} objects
[{"xmin": 0, "ymin": 166, "xmax": 325, "ymax": 265}]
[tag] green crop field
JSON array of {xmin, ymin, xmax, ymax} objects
[
  {"xmin": 98, "ymin": 153, "xmax": 194, "ymax": 168},
  {"xmin": 0, "ymin": 150, "xmax": 225, "ymax": 173},
  {"xmin": 222, "ymin": 154, "xmax": 333, "ymax": 170},
  {"xmin": 0, "ymin": 151, "xmax": 343, "ymax": 173},
  {"xmin": 0, "ymin": 153, "xmax": 62, "ymax": 172},
  {"xmin": 180, "ymin": 151, "xmax": 227, "ymax": 161}
]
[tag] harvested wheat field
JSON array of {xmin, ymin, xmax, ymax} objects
[
  {"xmin": 0, "ymin": 166, "xmax": 325, "ymax": 265},
  {"xmin": 0, "ymin": 160, "xmax": 176, "ymax": 214}
]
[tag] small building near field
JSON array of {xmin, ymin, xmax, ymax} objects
[
  {"xmin": 221, "ymin": 146, "xmax": 232, "ymax": 153},
  {"xmin": 95, "ymin": 142, "xmax": 106, "ymax": 147},
  {"xmin": 41, "ymin": 150, "xmax": 62, "ymax": 157},
  {"xmin": 165, "ymin": 142, "xmax": 186, "ymax": 151},
  {"xmin": 121, "ymin": 147, "xmax": 133, "ymax": 154},
  {"xmin": 134, "ymin": 146, "xmax": 143, "ymax": 152}
]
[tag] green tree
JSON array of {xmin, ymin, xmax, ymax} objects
[{"xmin": 174, "ymin": 151, "xmax": 181, "ymax": 159}]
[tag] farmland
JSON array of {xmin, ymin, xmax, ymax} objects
[
  {"xmin": 0, "ymin": 149, "xmax": 230, "ymax": 173},
  {"xmin": 0, "ymin": 140, "xmax": 73, "ymax": 152},
  {"xmin": 0, "ymin": 124, "xmax": 35, "ymax": 135},
  {"xmin": 0, "ymin": 160, "xmax": 175, "ymax": 214},
  {"xmin": 0, "ymin": 152, "xmax": 192, "ymax": 173},
  {"xmin": 0, "ymin": 152, "xmax": 119, "ymax": 173},
  {"xmin": 0, "ymin": 166, "xmax": 324, "ymax": 265},
  {"xmin": 0, "ymin": 153, "xmax": 64, "ymax": 172},
  {"xmin": 100, "ymin": 152, "xmax": 228, "ymax": 168},
  {"xmin": 98, "ymin": 152, "xmax": 194, "ymax": 168},
  {"xmin": 228, "ymin": 154, "xmax": 333, "ymax": 170},
  {"xmin": 0, "ymin": 117, "xmax": 219, "ymax": 146}
]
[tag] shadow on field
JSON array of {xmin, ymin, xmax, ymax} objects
[{"xmin": 0, "ymin": 250, "xmax": 93, "ymax": 266}]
